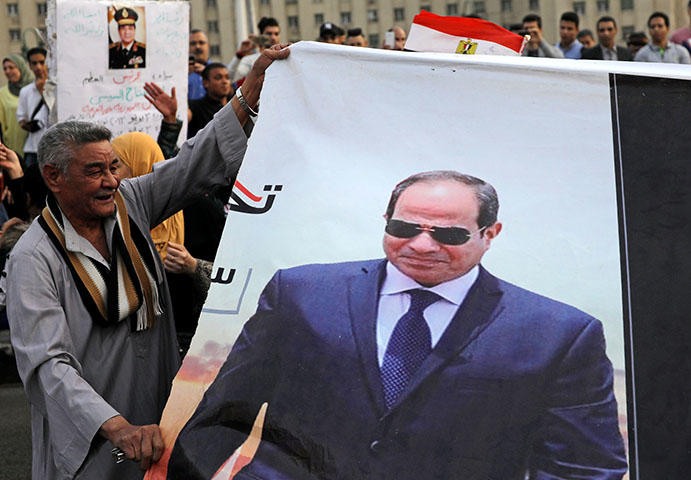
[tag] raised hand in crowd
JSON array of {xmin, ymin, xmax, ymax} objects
[
  {"xmin": 143, "ymin": 82, "xmax": 177, "ymax": 124},
  {"xmin": 237, "ymin": 37, "xmax": 257, "ymax": 58},
  {"xmin": 0, "ymin": 143, "xmax": 23, "ymax": 179},
  {"xmin": 163, "ymin": 241, "xmax": 197, "ymax": 275},
  {"xmin": 189, "ymin": 57, "xmax": 206, "ymax": 75}
]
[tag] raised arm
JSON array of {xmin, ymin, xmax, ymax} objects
[{"xmin": 121, "ymin": 44, "xmax": 290, "ymax": 229}]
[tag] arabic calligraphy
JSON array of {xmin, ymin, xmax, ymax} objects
[
  {"xmin": 82, "ymin": 72, "xmax": 104, "ymax": 86},
  {"xmin": 211, "ymin": 267, "xmax": 236, "ymax": 285},
  {"xmin": 229, "ymin": 182, "xmax": 283, "ymax": 214},
  {"xmin": 112, "ymin": 72, "xmax": 141, "ymax": 85}
]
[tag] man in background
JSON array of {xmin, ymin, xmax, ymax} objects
[
  {"xmin": 581, "ymin": 16, "xmax": 632, "ymax": 61},
  {"xmin": 556, "ymin": 12, "xmax": 582, "ymax": 59},
  {"xmin": 187, "ymin": 64, "xmax": 233, "ymax": 139},
  {"xmin": 634, "ymin": 12, "xmax": 690, "ymax": 64},
  {"xmin": 188, "ymin": 29, "xmax": 210, "ymax": 101},
  {"xmin": 521, "ymin": 14, "xmax": 564, "ymax": 58},
  {"xmin": 346, "ymin": 28, "xmax": 369, "ymax": 47},
  {"xmin": 577, "ymin": 29, "xmax": 596, "ymax": 48},
  {"xmin": 318, "ymin": 23, "xmax": 345, "ymax": 44},
  {"xmin": 16, "ymin": 47, "xmax": 49, "ymax": 168},
  {"xmin": 670, "ymin": 0, "xmax": 691, "ymax": 53},
  {"xmin": 229, "ymin": 17, "xmax": 281, "ymax": 82},
  {"xmin": 627, "ymin": 32, "xmax": 648, "ymax": 57},
  {"xmin": 382, "ymin": 26, "xmax": 407, "ymax": 50}
]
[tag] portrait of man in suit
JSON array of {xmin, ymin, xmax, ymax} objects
[
  {"xmin": 169, "ymin": 171, "xmax": 628, "ymax": 480},
  {"xmin": 108, "ymin": 7, "xmax": 146, "ymax": 70}
]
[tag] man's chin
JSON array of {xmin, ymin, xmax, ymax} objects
[
  {"xmin": 92, "ymin": 197, "xmax": 116, "ymax": 217},
  {"xmin": 395, "ymin": 262, "xmax": 446, "ymax": 287}
]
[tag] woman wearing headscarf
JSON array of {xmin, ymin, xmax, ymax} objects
[
  {"xmin": 1, "ymin": 54, "xmax": 34, "ymax": 155},
  {"xmin": 111, "ymin": 131, "xmax": 185, "ymax": 259},
  {"xmin": 111, "ymin": 132, "xmax": 212, "ymax": 355}
]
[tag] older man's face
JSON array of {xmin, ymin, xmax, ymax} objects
[
  {"xmin": 190, "ymin": 32, "xmax": 209, "ymax": 63},
  {"xmin": 52, "ymin": 141, "xmax": 122, "ymax": 223},
  {"xmin": 383, "ymin": 180, "xmax": 500, "ymax": 287}
]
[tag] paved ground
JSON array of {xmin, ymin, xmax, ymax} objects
[
  {"xmin": 1, "ymin": 329, "xmax": 31, "ymax": 480},
  {"xmin": 0, "ymin": 383, "xmax": 31, "ymax": 480}
]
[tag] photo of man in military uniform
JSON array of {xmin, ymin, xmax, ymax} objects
[{"xmin": 108, "ymin": 7, "xmax": 146, "ymax": 70}]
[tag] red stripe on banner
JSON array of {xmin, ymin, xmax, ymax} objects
[
  {"xmin": 412, "ymin": 10, "xmax": 525, "ymax": 52},
  {"xmin": 234, "ymin": 180, "xmax": 263, "ymax": 202}
]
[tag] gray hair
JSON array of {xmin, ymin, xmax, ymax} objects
[
  {"xmin": 38, "ymin": 121, "xmax": 112, "ymax": 173},
  {"xmin": 385, "ymin": 170, "xmax": 499, "ymax": 230}
]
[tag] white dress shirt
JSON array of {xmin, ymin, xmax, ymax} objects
[
  {"xmin": 16, "ymin": 82, "xmax": 49, "ymax": 154},
  {"xmin": 376, "ymin": 262, "xmax": 479, "ymax": 366}
]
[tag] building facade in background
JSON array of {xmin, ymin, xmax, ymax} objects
[{"xmin": 1, "ymin": 0, "xmax": 687, "ymax": 87}]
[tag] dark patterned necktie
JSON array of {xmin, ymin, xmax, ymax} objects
[{"xmin": 381, "ymin": 289, "xmax": 441, "ymax": 409}]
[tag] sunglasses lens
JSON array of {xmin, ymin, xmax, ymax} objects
[
  {"xmin": 385, "ymin": 219, "xmax": 420, "ymax": 238},
  {"xmin": 386, "ymin": 220, "xmax": 472, "ymax": 245},
  {"xmin": 431, "ymin": 227, "xmax": 471, "ymax": 245}
]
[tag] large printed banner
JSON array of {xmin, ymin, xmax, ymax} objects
[
  {"xmin": 52, "ymin": 0, "xmax": 188, "ymax": 138},
  {"xmin": 149, "ymin": 43, "xmax": 691, "ymax": 479}
]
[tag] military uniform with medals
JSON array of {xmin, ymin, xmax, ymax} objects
[{"xmin": 109, "ymin": 7, "xmax": 146, "ymax": 69}]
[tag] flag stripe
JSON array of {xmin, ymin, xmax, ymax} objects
[
  {"xmin": 411, "ymin": 10, "xmax": 525, "ymax": 52},
  {"xmin": 405, "ymin": 23, "xmax": 523, "ymax": 56}
]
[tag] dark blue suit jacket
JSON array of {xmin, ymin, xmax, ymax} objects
[{"xmin": 169, "ymin": 260, "xmax": 627, "ymax": 479}]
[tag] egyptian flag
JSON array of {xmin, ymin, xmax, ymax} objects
[{"xmin": 405, "ymin": 10, "xmax": 527, "ymax": 56}]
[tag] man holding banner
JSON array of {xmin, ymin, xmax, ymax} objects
[
  {"xmin": 170, "ymin": 171, "xmax": 627, "ymax": 479},
  {"xmin": 6, "ymin": 45, "xmax": 289, "ymax": 480}
]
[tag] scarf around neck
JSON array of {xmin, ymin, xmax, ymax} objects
[{"xmin": 38, "ymin": 191, "xmax": 162, "ymax": 331}]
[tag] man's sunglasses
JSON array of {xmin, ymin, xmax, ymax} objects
[{"xmin": 385, "ymin": 219, "xmax": 486, "ymax": 246}]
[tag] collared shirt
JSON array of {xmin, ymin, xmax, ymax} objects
[
  {"xmin": 188, "ymin": 60, "xmax": 211, "ymax": 101},
  {"xmin": 601, "ymin": 45, "xmax": 618, "ymax": 61},
  {"xmin": 15, "ymin": 82, "xmax": 49, "ymax": 154},
  {"xmin": 670, "ymin": 26, "xmax": 691, "ymax": 46},
  {"xmin": 556, "ymin": 39, "xmax": 582, "ymax": 59},
  {"xmin": 634, "ymin": 42, "xmax": 691, "ymax": 64},
  {"xmin": 62, "ymin": 210, "xmax": 116, "ymax": 267},
  {"xmin": 376, "ymin": 262, "xmax": 479, "ymax": 366}
]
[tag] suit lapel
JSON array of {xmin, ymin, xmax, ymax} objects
[
  {"xmin": 348, "ymin": 260, "xmax": 388, "ymax": 415},
  {"xmin": 387, "ymin": 266, "xmax": 505, "ymax": 411}
]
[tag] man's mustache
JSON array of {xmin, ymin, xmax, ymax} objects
[{"xmin": 399, "ymin": 251, "xmax": 448, "ymax": 262}]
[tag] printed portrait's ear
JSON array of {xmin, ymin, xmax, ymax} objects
[
  {"xmin": 484, "ymin": 222, "xmax": 502, "ymax": 241},
  {"xmin": 42, "ymin": 163, "xmax": 63, "ymax": 192}
]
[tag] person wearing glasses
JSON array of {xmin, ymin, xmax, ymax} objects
[
  {"xmin": 581, "ymin": 16, "xmax": 633, "ymax": 61},
  {"xmin": 170, "ymin": 170, "xmax": 628, "ymax": 480}
]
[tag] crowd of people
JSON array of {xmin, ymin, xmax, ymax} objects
[{"xmin": 0, "ymin": 3, "xmax": 688, "ymax": 478}]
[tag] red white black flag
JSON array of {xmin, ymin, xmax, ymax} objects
[{"xmin": 405, "ymin": 10, "xmax": 527, "ymax": 55}]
